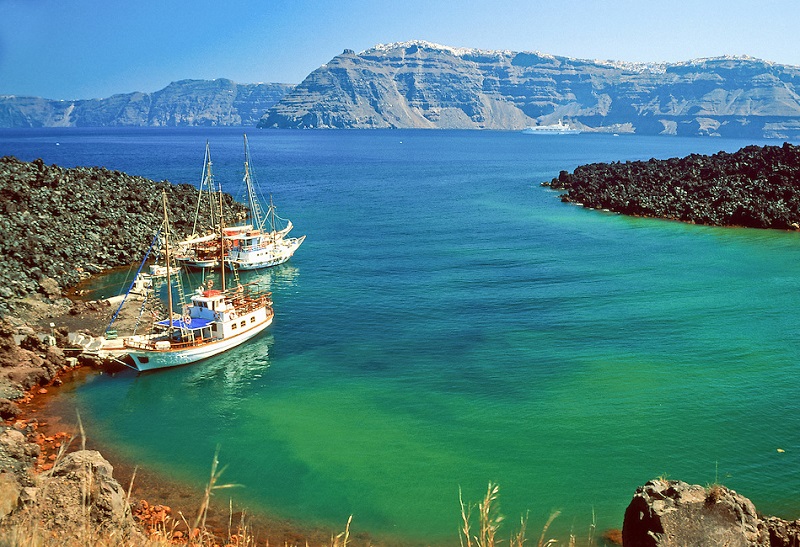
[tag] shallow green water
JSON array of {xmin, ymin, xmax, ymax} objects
[{"xmin": 3, "ymin": 128, "xmax": 800, "ymax": 543}]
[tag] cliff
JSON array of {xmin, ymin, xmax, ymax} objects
[
  {"xmin": 259, "ymin": 41, "xmax": 800, "ymax": 138},
  {"xmin": 0, "ymin": 79, "xmax": 293, "ymax": 127}
]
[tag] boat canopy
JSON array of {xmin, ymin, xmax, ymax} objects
[
  {"xmin": 177, "ymin": 233, "xmax": 218, "ymax": 246},
  {"xmin": 156, "ymin": 317, "xmax": 214, "ymax": 330}
]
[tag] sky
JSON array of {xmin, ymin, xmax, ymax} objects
[{"xmin": 1, "ymin": 0, "xmax": 798, "ymax": 100}]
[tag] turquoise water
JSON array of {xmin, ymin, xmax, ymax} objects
[{"xmin": 3, "ymin": 128, "xmax": 800, "ymax": 543}]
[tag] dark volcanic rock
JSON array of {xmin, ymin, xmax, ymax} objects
[
  {"xmin": 260, "ymin": 41, "xmax": 800, "ymax": 138},
  {"xmin": 0, "ymin": 156, "xmax": 247, "ymax": 309},
  {"xmin": 545, "ymin": 142, "xmax": 800, "ymax": 229}
]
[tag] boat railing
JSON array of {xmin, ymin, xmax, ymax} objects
[
  {"xmin": 124, "ymin": 332, "xmax": 217, "ymax": 352},
  {"xmin": 227, "ymin": 293, "xmax": 272, "ymax": 316},
  {"xmin": 235, "ymin": 241, "xmax": 279, "ymax": 253}
]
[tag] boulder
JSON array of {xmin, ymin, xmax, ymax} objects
[
  {"xmin": 38, "ymin": 276, "xmax": 61, "ymax": 300},
  {"xmin": 35, "ymin": 450, "xmax": 141, "ymax": 539},
  {"xmin": 0, "ymin": 398, "xmax": 21, "ymax": 419},
  {"xmin": 0, "ymin": 427, "xmax": 39, "ymax": 485},
  {"xmin": 0, "ymin": 472, "xmax": 22, "ymax": 519},
  {"xmin": 623, "ymin": 479, "xmax": 800, "ymax": 546}
]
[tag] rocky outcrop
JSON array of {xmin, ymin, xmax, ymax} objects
[
  {"xmin": 34, "ymin": 450, "xmax": 140, "ymax": 537},
  {"xmin": 0, "ymin": 156, "xmax": 247, "ymax": 310},
  {"xmin": 0, "ymin": 315, "xmax": 76, "ymax": 405},
  {"xmin": 0, "ymin": 79, "xmax": 294, "ymax": 128},
  {"xmin": 259, "ymin": 41, "xmax": 800, "ymax": 138},
  {"xmin": 622, "ymin": 479, "xmax": 800, "ymax": 546},
  {"xmin": 544, "ymin": 142, "xmax": 800, "ymax": 230},
  {"xmin": 0, "ymin": 426, "xmax": 143, "ymax": 542}
]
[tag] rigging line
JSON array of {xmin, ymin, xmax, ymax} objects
[
  {"xmin": 114, "ymin": 260, "xmax": 141, "ymax": 298},
  {"xmin": 190, "ymin": 142, "xmax": 211, "ymax": 237},
  {"xmin": 105, "ymin": 227, "xmax": 162, "ymax": 334},
  {"xmin": 132, "ymin": 294, "xmax": 149, "ymax": 335}
]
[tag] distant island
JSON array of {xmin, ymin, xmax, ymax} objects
[
  {"xmin": 0, "ymin": 79, "xmax": 293, "ymax": 127},
  {"xmin": 259, "ymin": 41, "xmax": 800, "ymax": 138},
  {"xmin": 4, "ymin": 40, "xmax": 800, "ymax": 137},
  {"xmin": 544, "ymin": 142, "xmax": 800, "ymax": 230}
]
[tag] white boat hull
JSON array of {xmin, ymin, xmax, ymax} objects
[
  {"xmin": 225, "ymin": 236, "xmax": 305, "ymax": 271},
  {"xmin": 176, "ymin": 257, "xmax": 220, "ymax": 270},
  {"xmin": 127, "ymin": 316, "xmax": 272, "ymax": 372}
]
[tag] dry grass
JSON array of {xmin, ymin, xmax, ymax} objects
[
  {"xmin": 0, "ymin": 438, "xmax": 354, "ymax": 547},
  {"xmin": 1, "ymin": 418, "xmax": 589, "ymax": 547},
  {"xmin": 459, "ymin": 482, "xmax": 601, "ymax": 547},
  {"xmin": 459, "ymin": 482, "xmax": 557, "ymax": 547}
]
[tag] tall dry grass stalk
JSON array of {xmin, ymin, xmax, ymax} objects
[
  {"xmin": 459, "ymin": 482, "xmax": 559, "ymax": 547},
  {"xmin": 192, "ymin": 445, "xmax": 240, "ymax": 532},
  {"xmin": 330, "ymin": 515, "xmax": 353, "ymax": 547}
]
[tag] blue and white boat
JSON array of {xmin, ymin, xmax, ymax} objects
[
  {"xmin": 121, "ymin": 190, "xmax": 274, "ymax": 372},
  {"xmin": 124, "ymin": 281, "xmax": 273, "ymax": 371}
]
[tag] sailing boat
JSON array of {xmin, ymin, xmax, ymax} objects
[
  {"xmin": 123, "ymin": 189, "xmax": 274, "ymax": 372},
  {"xmin": 224, "ymin": 134, "xmax": 305, "ymax": 271},
  {"xmin": 174, "ymin": 143, "xmax": 250, "ymax": 270}
]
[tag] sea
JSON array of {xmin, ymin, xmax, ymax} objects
[{"xmin": 1, "ymin": 127, "xmax": 799, "ymax": 544}]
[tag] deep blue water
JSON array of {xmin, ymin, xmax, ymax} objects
[{"xmin": 2, "ymin": 128, "xmax": 799, "ymax": 544}]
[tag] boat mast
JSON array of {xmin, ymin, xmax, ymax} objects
[
  {"xmin": 243, "ymin": 134, "xmax": 266, "ymax": 232},
  {"xmin": 218, "ymin": 180, "xmax": 226, "ymax": 292},
  {"xmin": 162, "ymin": 189, "xmax": 174, "ymax": 336},
  {"xmin": 206, "ymin": 143, "xmax": 216, "ymax": 235},
  {"xmin": 189, "ymin": 142, "xmax": 214, "ymax": 237},
  {"xmin": 269, "ymin": 194, "xmax": 277, "ymax": 243}
]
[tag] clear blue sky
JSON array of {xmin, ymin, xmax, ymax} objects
[{"xmin": 1, "ymin": 0, "xmax": 798, "ymax": 100}]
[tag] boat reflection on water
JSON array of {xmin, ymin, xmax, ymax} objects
[
  {"xmin": 109, "ymin": 331, "xmax": 273, "ymax": 405},
  {"xmin": 183, "ymin": 332, "xmax": 274, "ymax": 392},
  {"xmin": 182, "ymin": 262, "xmax": 300, "ymax": 297}
]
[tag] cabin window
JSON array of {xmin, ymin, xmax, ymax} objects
[
  {"xmin": 211, "ymin": 324, "xmax": 217, "ymax": 332},
  {"xmin": 240, "ymin": 320, "xmax": 246, "ymax": 327},
  {"xmin": 232, "ymin": 323, "xmax": 237, "ymax": 330},
  {"xmin": 250, "ymin": 316, "xmax": 256, "ymax": 323}
]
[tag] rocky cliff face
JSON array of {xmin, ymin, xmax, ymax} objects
[
  {"xmin": 259, "ymin": 41, "xmax": 800, "ymax": 138},
  {"xmin": 0, "ymin": 79, "xmax": 293, "ymax": 127}
]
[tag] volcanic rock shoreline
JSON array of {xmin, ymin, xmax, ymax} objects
[
  {"xmin": 0, "ymin": 155, "xmax": 246, "ymax": 312},
  {"xmin": 545, "ymin": 142, "xmax": 800, "ymax": 230}
]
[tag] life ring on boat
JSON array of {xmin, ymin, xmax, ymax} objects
[
  {"xmin": 229, "ymin": 311, "xmax": 237, "ymax": 320},
  {"xmin": 183, "ymin": 315, "xmax": 191, "ymax": 326}
]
